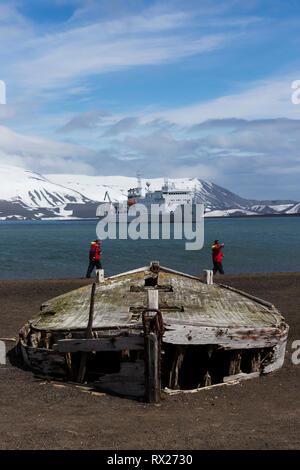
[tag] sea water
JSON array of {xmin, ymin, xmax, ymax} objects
[{"xmin": 0, "ymin": 217, "xmax": 299, "ymax": 279}]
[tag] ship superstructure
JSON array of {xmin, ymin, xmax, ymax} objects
[
  {"xmin": 129, "ymin": 178, "xmax": 193, "ymax": 210},
  {"xmin": 107, "ymin": 174, "xmax": 195, "ymax": 216}
]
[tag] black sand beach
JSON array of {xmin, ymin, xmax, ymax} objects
[{"xmin": 0, "ymin": 273, "xmax": 299, "ymax": 450}]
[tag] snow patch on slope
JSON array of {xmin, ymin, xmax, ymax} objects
[{"xmin": 0, "ymin": 165, "xmax": 90, "ymax": 208}]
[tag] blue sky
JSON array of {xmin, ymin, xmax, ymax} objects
[{"xmin": 1, "ymin": 0, "xmax": 300, "ymax": 199}]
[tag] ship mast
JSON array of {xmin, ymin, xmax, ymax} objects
[
  {"xmin": 137, "ymin": 170, "xmax": 142, "ymax": 190},
  {"xmin": 162, "ymin": 177, "xmax": 169, "ymax": 192}
]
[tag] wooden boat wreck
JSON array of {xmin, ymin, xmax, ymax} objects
[{"xmin": 18, "ymin": 261, "xmax": 289, "ymax": 402}]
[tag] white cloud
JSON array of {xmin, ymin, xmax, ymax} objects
[
  {"xmin": 0, "ymin": 3, "xmax": 233, "ymax": 99},
  {"xmin": 104, "ymin": 117, "xmax": 138, "ymax": 136},
  {"xmin": 0, "ymin": 124, "xmax": 96, "ymax": 173},
  {"xmin": 14, "ymin": 33, "xmax": 227, "ymax": 93},
  {"xmin": 57, "ymin": 110, "xmax": 110, "ymax": 133},
  {"xmin": 151, "ymin": 76, "xmax": 300, "ymax": 124}
]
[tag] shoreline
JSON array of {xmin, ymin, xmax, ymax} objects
[
  {"xmin": 1, "ymin": 271, "xmax": 300, "ymax": 282},
  {"xmin": 1, "ymin": 213, "xmax": 300, "ymax": 222}
]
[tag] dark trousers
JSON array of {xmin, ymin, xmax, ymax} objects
[
  {"xmin": 86, "ymin": 259, "xmax": 102, "ymax": 278},
  {"xmin": 213, "ymin": 261, "xmax": 224, "ymax": 274}
]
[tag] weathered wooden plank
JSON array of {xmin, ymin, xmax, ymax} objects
[
  {"xmin": 223, "ymin": 371, "xmax": 260, "ymax": 382},
  {"xmin": 77, "ymin": 282, "xmax": 96, "ymax": 383},
  {"xmin": 218, "ymin": 283, "xmax": 276, "ymax": 310},
  {"xmin": 158, "ymin": 266, "xmax": 203, "ymax": 282},
  {"xmin": 164, "ymin": 371, "xmax": 261, "ymax": 395},
  {"xmin": 163, "ymin": 323, "xmax": 288, "ymax": 349},
  {"xmin": 106, "ymin": 266, "xmax": 147, "ymax": 280},
  {"xmin": 53, "ymin": 336, "xmax": 144, "ymax": 353},
  {"xmin": 94, "ymin": 360, "xmax": 145, "ymax": 397},
  {"xmin": 92, "ymin": 328, "xmax": 143, "ymax": 337}
]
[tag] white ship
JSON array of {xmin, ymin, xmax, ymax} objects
[
  {"xmin": 98, "ymin": 173, "xmax": 197, "ymax": 221},
  {"xmin": 127, "ymin": 173, "xmax": 194, "ymax": 210}
]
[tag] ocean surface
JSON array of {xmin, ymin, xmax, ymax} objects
[{"xmin": 0, "ymin": 217, "xmax": 299, "ymax": 280}]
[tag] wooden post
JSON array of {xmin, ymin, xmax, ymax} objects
[
  {"xmin": 77, "ymin": 282, "xmax": 96, "ymax": 383},
  {"xmin": 147, "ymin": 289, "xmax": 159, "ymax": 311},
  {"xmin": 144, "ymin": 290, "xmax": 161, "ymax": 403},
  {"xmin": 250, "ymin": 351, "xmax": 261, "ymax": 372},
  {"xmin": 96, "ymin": 269, "xmax": 104, "ymax": 283},
  {"xmin": 169, "ymin": 345, "xmax": 185, "ymax": 389},
  {"xmin": 204, "ymin": 370, "xmax": 212, "ymax": 387},
  {"xmin": 204, "ymin": 269, "xmax": 213, "ymax": 285},
  {"xmin": 44, "ymin": 332, "xmax": 52, "ymax": 350},
  {"xmin": 64, "ymin": 333, "xmax": 73, "ymax": 378},
  {"xmin": 229, "ymin": 350, "xmax": 242, "ymax": 376},
  {"xmin": 0, "ymin": 340, "xmax": 5, "ymax": 365}
]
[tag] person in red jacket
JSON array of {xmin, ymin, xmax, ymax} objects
[
  {"xmin": 86, "ymin": 239, "xmax": 102, "ymax": 278},
  {"xmin": 212, "ymin": 240, "xmax": 224, "ymax": 274}
]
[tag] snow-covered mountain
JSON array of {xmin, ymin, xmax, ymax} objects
[
  {"xmin": 0, "ymin": 165, "xmax": 299, "ymax": 220},
  {"xmin": 0, "ymin": 165, "xmax": 95, "ymax": 220},
  {"xmin": 0, "ymin": 165, "xmax": 92, "ymax": 207}
]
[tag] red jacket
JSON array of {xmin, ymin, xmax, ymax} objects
[
  {"xmin": 89, "ymin": 241, "xmax": 101, "ymax": 261},
  {"xmin": 212, "ymin": 243, "xmax": 224, "ymax": 262}
]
